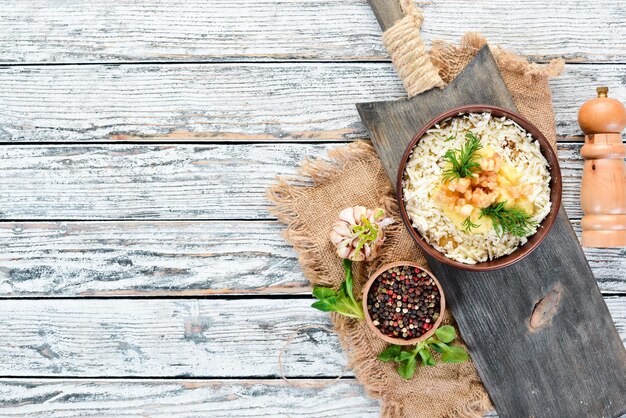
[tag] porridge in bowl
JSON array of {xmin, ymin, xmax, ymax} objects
[{"xmin": 402, "ymin": 112, "xmax": 552, "ymax": 264}]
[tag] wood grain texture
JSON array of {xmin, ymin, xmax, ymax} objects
[
  {"xmin": 0, "ymin": 221, "xmax": 303, "ymax": 296},
  {"xmin": 0, "ymin": 144, "xmax": 318, "ymax": 220},
  {"xmin": 0, "ymin": 297, "xmax": 622, "ymax": 378},
  {"xmin": 0, "ymin": 378, "xmax": 620, "ymax": 418},
  {"xmin": 0, "ymin": 143, "xmax": 599, "ymax": 220},
  {"xmin": 0, "ymin": 220, "xmax": 623, "ymax": 297},
  {"xmin": 0, "ymin": 379, "xmax": 380, "ymax": 417},
  {"xmin": 359, "ymin": 46, "xmax": 626, "ymax": 417},
  {"xmin": 1, "ymin": 0, "xmax": 625, "ymax": 63},
  {"xmin": 0, "ymin": 63, "xmax": 623, "ymax": 142},
  {"xmin": 0, "ymin": 1, "xmax": 623, "ymax": 416},
  {"xmin": 366, "ymin": 0, "xmax": 403, "ymax": 32},
  {"xmin": 0, "ymin": 299, "xmax": 346, "ymax": 377}
]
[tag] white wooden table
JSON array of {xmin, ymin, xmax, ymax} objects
[{"xmin": 0, "ymin": 1, "xmax": 625, "ymax": 416}]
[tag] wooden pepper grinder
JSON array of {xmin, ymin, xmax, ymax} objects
[{"xmin": 577, "ymin": 86, "xmax": 626, "ymax": 247}]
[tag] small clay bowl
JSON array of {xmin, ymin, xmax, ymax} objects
[
  {"xmin": 362, "ymin": 261, "xmax": 446, "ymax": 346},
  {"xmin": 397, "ymin": 105, "xmax": 562, "ymax": 271}
]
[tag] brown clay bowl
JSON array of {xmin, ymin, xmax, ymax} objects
[
  {"xmin": 362, "ymin": 261, "xmax": 446, "ymax": 346},
  {"xmin": 397, "ymin": 105, "xmax": 562, "ymax": 271}
]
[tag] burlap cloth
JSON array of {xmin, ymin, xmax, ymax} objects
[{"xmin": 268, "ymin": 33, "xmax": 563, "ymax": 418}]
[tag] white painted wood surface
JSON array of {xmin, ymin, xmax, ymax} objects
[
  {"xmin": 0, "ymin": 143, "xmax": 596, "ymax": 220},
  {"xmin": 1, "ymin": 0, "xmax": 625, "ymax": 64},
  {"xmin": 0, "ymin": 221, "xmax": 623, "ymax": 296},
  {"xmin": 0, "ymin": 299, "xmax": 345, "ymax": 377},
  {"xmin": 1, "ymin": 0, "xmax": 625, "ymax": 416},
  {"xmin": 0, "ymin": 63, "xmax": 624, "ymax": 142},
  {"xmin": 0, "ymin": 221, "xmax": 303, "ymax": 296},
  {"xmin": 0, "ymin": 297, "xmax": 623, "ymax": 378},
  {"xmin": 0, "ymin": 379, "xmax": 381, "ymax": 417}
]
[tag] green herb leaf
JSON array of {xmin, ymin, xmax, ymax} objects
[
  {"xmin": 418, "ymin": 348, "xmax": 435, "ymax": 366},
  {"xmin": 442, "ymin": 131, "xmax": 483, "ymax": 182},
  {"xmin": 311, "ymin": 298, "xmax": 338, "ymax": 312},
  {"xmin": 441, "ymin": 345, "xmax": 470, "ymax": 363},
  {"xmin": 342, "ymin": 259, "xmax": 356, "ymax": 306},
  {"xmin": 311, "ymin": 260, "xmax": 363, "ymax": 320},
  {"xmin": 312, "ymin": 287, "xmax": 336, "ymax": 300},
  {"xmin": 333, "ymin": 299, "xmax": 365, "ymax": 319},
  {"xmin": 461, "ymin": 216, "xmax": 481, "ymax": 233},
  {"xmin": 480, "ymin": 201, "xmax": 537, "ymax": 237},
  {"xmin": 379, "ymin": 330, "xmax": 467, "ymax": 379},
  {"xmin": 435, "ymin": 325, "xmax": 456, "ymax": 343},
  {"xmin": 398, "ymin": 350, "xmax": 416, "ymax": 362},
  {"xmin": 378, "ymin": 345, "xmax": 402, "ymax": 362},
  {"xmin": 430, "ymin": 342, "xmax": 445, "ymax": 354},
  {"xmin": 397, "ymin": 357, "xmax": 417, "ymax": 380}
]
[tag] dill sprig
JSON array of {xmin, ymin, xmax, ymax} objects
[
  {"xmin": 441, "ymin": 131, "xmax": 483, "ymax": 182},
  {"xmin": 461, "ymin": 216, "xmax": 481, "ymax": 232},
  {"xmin": 480, "ymin": 201, "xmax": 537, "ymax": 237}
]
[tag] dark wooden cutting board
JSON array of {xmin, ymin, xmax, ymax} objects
[{"xmin": 356, "ymin": 7, "xmax": 626, "ymax": 417}]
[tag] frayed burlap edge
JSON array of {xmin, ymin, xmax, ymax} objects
[
  {"xmin": 268, "ymin": 141, "xmax": 491, "ymax": 418},
  {"xmin": 430, "ymin": 32, "xmax": 564, "ymax": 84},
  {"xmin": 267, "ymin": 141, "xmax": 392, "ymax": 402},
  {"xmin": 267, "ymin": 141, "xmax": 385, "ymax": 288}
]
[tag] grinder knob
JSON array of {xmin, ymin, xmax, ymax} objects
[{"xmin": 577, "ymin": 87, "xmax": 626, "ymax": 247}]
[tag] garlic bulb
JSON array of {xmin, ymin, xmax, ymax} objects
[{"xmin": 330, "ymin": 206, "xmax": 394, "ymax": 261}]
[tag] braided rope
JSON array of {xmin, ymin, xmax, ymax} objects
[{"xmin": 382, "ymin": 0, "xmax": 444, "ymax": 97}]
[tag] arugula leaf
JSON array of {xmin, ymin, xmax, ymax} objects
[
  {"xmin": 310, "ymin": 260, "xmax": 364, "ymax": 320},
  {"xmin": 312, "ymin": 287, "xmax": 336, "ymax": 300},
  {"xmin": 441, "ymin": 345, "xmax": 470, "ymax": 363},
  {"xmin": 342, "ymin": 258, "xmax": 358, "ymax": 308},
  {"xmin": 397, "ymin": 356, "xmax": 417, "ymax": 380},
  {"xmin": 377, "ymin": 325, "xmax": 469, "ymax": 378},
  {"xmin": 334, "ymin": 299, "xmax": 365, "ymax": 319},
  {"xmin": 430, "ymin": 343, "xmax": 445, "ymax": 354},
  {"xmin": 435, "ymin": 325, "xmax": 456, "ymax": 343},
  {"xmin": 398, "ymin": 350, "xmax": 416, "ymax": 361},
  {"xmin": 418, "ymin": 348, "xmax": 435, "ymax": 366},
  {"xmin": 378, "ymin": 345, "xmax": 402, "ymax": 362},
  {"xmin": 311, "ymin": 298, "xmax": 337, "ymax": 312}
]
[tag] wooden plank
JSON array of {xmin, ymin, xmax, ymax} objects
[
  {"xmin": 0, "ymin": 144, "xmax": 320, "ymax": 220},
  {"xmin": 1, "ymin": 0, "xmax": 625, "ymax": 63},
  {"xmin": 0, "ymin": 220, "xmax": 623, "ymax": 297},
  {"xmin": 0, "ymin": 299, "xmax": 344, "ymax": 378},
  {"xmin": 0, "ymin": 379, "xmax": 380, "ymax": 417},
  {"xmin": 0, "ymin": 221, "xmax": 303, "ymax": 296},
  {"xmin": 0, "ymin": 143, "xmax": 598, "ymax": 220},
  {"xmin": 0, "ymin": 378, "xmax": 619, "ymax": 418},
  {"xmin": 358, "ymin": 46, "xmax": 626, "ymax": 417},
  {"xmin": 0, "ymin": 63, "xmax": 623, "ymax": 142},
  {"xmin": 0, "ymin": 297, "xmax": 623, "ymax": 378}
]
